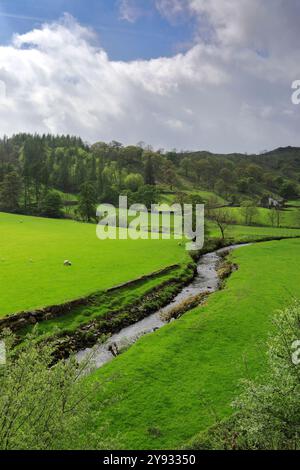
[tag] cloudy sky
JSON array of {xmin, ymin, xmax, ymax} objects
[{"xmin": 0, "ymin": 0, "xmax": 300, "ymax": 153}]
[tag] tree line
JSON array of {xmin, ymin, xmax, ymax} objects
[{"xmin": 0, "ymin": 134, "xmax": 299, "ymax": 220}]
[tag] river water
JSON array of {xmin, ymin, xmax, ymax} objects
[{"xmin": 76, "ymin": 244, "xmax": 248, "ymax": 370}]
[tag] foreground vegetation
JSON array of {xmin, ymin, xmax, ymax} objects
[
  {"xmin": 2, "ymin": 298, "xmax": 300, "ymax": 450},
  {"xmin": 189, "ymin": 301, "xmax": 300, "ymax": 450},
  {"xmin": 0, "ymin": 331, "xmax": 103, "ymax": 450}
]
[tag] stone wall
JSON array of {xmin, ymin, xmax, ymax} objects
[{"xmin": 0, "ymin": 264, "xmax": 180, "ymax": 332}]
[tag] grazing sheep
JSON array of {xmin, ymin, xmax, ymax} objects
[{"xmin": 64, "ymin": 260, "xmax": 72, "ymax": 267}]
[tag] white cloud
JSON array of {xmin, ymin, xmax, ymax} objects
[
  {"xmin": 118, "ymin": 0, "xmax": 144, "ymax": 23},
  {"xmin": 0, "ymin": 4, "xmax": 300, "ymax": 153},
  {"xmin": 155, "ymin": 0, "xmax": 188, "ymax": 22}
]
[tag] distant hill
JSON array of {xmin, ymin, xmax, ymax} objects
[{"xmin": 0, "ymin": 134, "xmax": 299, "ymax": 216}]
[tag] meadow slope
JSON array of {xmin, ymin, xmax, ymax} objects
[
  {"xmin": 0, "ymin": 212, "xmax": 189, "ymax": 317},
  {"xmin": 86, "ymin": 239, "xmax": 300, "ymax": 449}
]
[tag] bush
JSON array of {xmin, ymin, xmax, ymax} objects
[
  {"xmin": 231, "ymin": 301, "xmax": 300, "ymax": 450},
  {"xmin": 124, "ymin": 173, "xmax": 144, "ymax": 192},
  {"xmin": 0, "ymin": 330, "xmax": 105, "ymax": 450},
  {"xmin": 188, "ymin": 300, "xmax": 300, "ymax": 450},
  {"xmin": 39, "ymin": 191, "xmax": 63, "ymax": 218}
]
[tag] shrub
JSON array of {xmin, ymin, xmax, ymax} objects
[
  {"xmin": 39, "ymin": 191, "xmax": 63, "ymax": 218},
  {"xmin": 188, "ymin": 300, "xmax": 300, "ymax": 450},
  {"xmin": 0, "ymin": 330, "xmax": 105, "ymax": 450}
]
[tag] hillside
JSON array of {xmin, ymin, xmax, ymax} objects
[{"xmin": 1, "ymin": 135, "xmax": 300, "ymax": 220}]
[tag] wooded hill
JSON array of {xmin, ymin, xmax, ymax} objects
[{"xmin": 0, "ymin": 133, "xmax": 299, "ymax": 217}]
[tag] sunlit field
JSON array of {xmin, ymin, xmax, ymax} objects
[
  {"xmin": 0, "ymin": 212, "xmax": 189, "ymax": 317},
  {"xmin": 86, "ymin": 238, "xmax": 300, "ymax": 449}
]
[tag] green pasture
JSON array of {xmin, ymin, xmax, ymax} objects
[
  {"xmin": 85, "ymin": 238, "xmax": 300, "ymax": 449},
  {"xmin": 0, "ymin": 212, "xmax": 188, "ymax": 317}
]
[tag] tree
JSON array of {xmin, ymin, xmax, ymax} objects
[
  {"xmin": 220, "ymin": 167, "xmax": 235, "ymax": 186},
  {"xmin": 214, "ymin": 178, "xmax": 227, "ymax": 197},
  {"xmin": 193, "ymin": 159, "xmax": 214, "ymax": 187},
  {"xmin": 246, "ymin": 163, "xmax": 262, "ymax": 181},
  {"xmin": 276, "ymin": 208, "xmax": 282, "ymax": 227},
  {"xmin": 174, "ymin": 191, "xmax": 188, "ymax": 206},
  {"xmin": 279, "ymin": 181, "xmax": 298, "ymax": 199},
  {"xmin": 56, "ymin": 148, "xmax": 71, "ymax": 192},
  {"xmin": 268, "ymin": 207, "xmax": 277, "ymax": 227},
  {"xmin": 102, "ymin": 162, "xmax": 125, "ymax": 191},
  {"xmin": 295, "ymin": 209, "xmax": 300, "ymax": 228},
  {"xmin": 74, "ymin": 157, "xmax": 87, "ymax": 188},
  {"xmin": 120, "ymin": 146, "xmax": 143, "ymax": 173},
  {"xmin": 240, "ymin": 200, "xmax": 259, "ymax": 226},
  {"xmin": 237, "ymin": 178, "xmax": 249, "ymax": 194},
  {"xmin": 207, "ymin": 206, "xmax": 234, "ymax": 240},
  {"xmin": 0, "ymin": 330, "xmax": 103, "ymax": 450},
  {"xmin": 22, "ymin": 136, "xmax": 47, "ymax": 205},
  {"xmin": 0, "ymin": 171, "xmax": 22, "ymax": 212},
  {"xmin": 268, "ymin": 207, "xmax": 282, "ymax": 228},
  {"xmin": 78, "ymin": 182, "xmax": 97, "ymax": 222},
  {"xmin": 231, "ymin": 301, "xmax": 300, "ymax": 450},
  {"xmin": 124, "ymin": 173, "xmax": 144, "ymax": 192},
  {"xmin": 144, "ymin": 155, "xmax": 155, "ymax": 186},
  {"xmin": 161, "ymin": 161, "xmax": 177, "ymax": 190},
  {"xmin": 133, "ymin": 185, "xmax": 159, "ymax": 209},
  {"xmin": 191, "ymin": 301, "xmax": 300, "ymax": 450},
  {"xmin": 39, "ymin": 191, "xmax": 63, "ymax": 218},
  {"xmin": 88, "ymin": 155, "xmax": 97, "ymax": 183},
  {"xmin": 180, "ymin": 157, "xmax": 191, "ymax": 177}
]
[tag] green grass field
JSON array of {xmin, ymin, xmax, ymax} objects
[
  {"xmin": 19, "ymin": 264, "xmax": 188, "ymax": 340},
  {"xmin": 0, "ymin": 212, "xmax": 189, "ymax": 317},
  {"xmin": 209, "ymin": 222, "xmax": 300, "ymax": 241},
  {"xmin": 1, "ymin": 212, "xmax": 300, "ymax": 318},
  {"xmin": 85, "ymin": 238, "xmax": 300, "ymax": 449},
  {"xmin": 217, "ymin": 206, "xmax": 300, "ymax": 228},
  {"xmin": 160, "ymin": 190, "xmax": 227, "ymax": 205},
  {"xmin": 287, "ymin": 199, "xmax": 300, "ymax": 207},
  {"xmin": 2, "ymin": 211, "xmax": 300, "ymax": 449}
]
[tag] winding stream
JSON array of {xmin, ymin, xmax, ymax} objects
[{"xmin": 76, "ymin": 244, "xmax": 249, "ymax": 370}]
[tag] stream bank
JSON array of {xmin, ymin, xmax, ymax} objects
[{"xmin": 77, "ymin": 244, "xmax": 249, "ymax": 370}]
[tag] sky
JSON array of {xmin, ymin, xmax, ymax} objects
[{"xmin": 0, "ymin": 0, "xmax": 300, "ymax": 153}]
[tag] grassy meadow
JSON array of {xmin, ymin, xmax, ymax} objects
[
  {"xmin": 209, "ymin": 222, "xmax": 300, "ymax": 241},
  {"xmin": 1, "ymin": 211, "xmax": 300, "ymax": 318},
  {"xmin": 0, "ymin": 212, "xmax": 189, "ymax": 317},
  {"xmin": 85, "ymin": 238, "xmax": 300, "ymax": 449},
  {"xmin": 221, "ymin": 206, "xmax": 300, "ymax": 228},
  {"xmin": 2, "ymin": 209, "xmax": 300, "ymax": 450}
]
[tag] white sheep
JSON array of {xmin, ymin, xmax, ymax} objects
[{"xmin": 64, "ymin": 260, "xmax": 72, "ymax": 267}]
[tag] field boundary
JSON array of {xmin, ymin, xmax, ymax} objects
[
  {"xmin": 53, "ymin": 263, "xmax": 197, "ymax": 358},
  {"xmin": 0, "ymin": 264, "xmax": 181, "ymax": 332}
]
